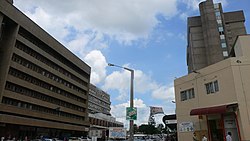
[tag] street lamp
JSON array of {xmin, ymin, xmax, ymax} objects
[{"xmin": 108, "ymin": 63, "xmax": 134, "ymax": 141}]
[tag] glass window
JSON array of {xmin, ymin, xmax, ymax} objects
[
  {"xmin": 187, "ymin": 90, "xmax": 192, "ymax": 99},
  {"xmin": 214, "ymin": 4, "xmax": 219, "ymax": 9},
  {"xmin": 216, "ymin": 16, "xmax": 221, "ymax": 20},
  {"xmin": 221, "ymin": 43, "xmax": 227, "ymax": 48},
  {"xmin": 205, "ymin": 81, "xmax": 219, "ymax": 94},
  {"xmin": 180, "ymin": 91, "xmax": 187, "ymax": 101},
  {"xmin": 191, "ymin": 88, "xmax": 195, "ymax": 98},
  {"xmin": 209, "ymin": 83, "xmax": 215, "ymax": 93},
  {"xmin": 215, "ymin": 11, "xmax": 221, "ymax": 16},
  {"xmin": 180, "ymin": 88, "xmax": 195, "ymax": 101},
  {"xmin": 217, "ymin": 20, "xmax": 222, "ymax": 24},
  {"xmin": 214, "ymin": 80, "xmax": 219, "ymax": 92},
  {"xmin": 220, "ymin": 35, "xmax": 225, "ymax": 40},
  {"xmin": 218, "ymin": 27, "xmax": 224, "ymax": 32},
  {"xmin": 223, "ymin": 51, "xmax": 228, "ymax": 57}
]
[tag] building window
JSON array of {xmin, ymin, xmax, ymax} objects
[
  {"xmin": 220, "ymin": 35, "xmax": 225, "ymax": 40},
  {"xmin": 215, "ymin": 11, "xmax": 221, "ymax": 17},
  {"xmin": 205, "ymin": 80, "xmax": 219, "ymax": 94},
  {"xmin": 214, "ymin": 4, "xmax": 219, "ymax": 9},
  {"xmin": 216, "ymin": 16, "xmax": 221, "ymax": 20},
  {"xmin": 218, "ymin": 27, "xmax": 224, "ymax": 32},
  {"xmin": 221, "ymin": 43, "xmax": 227, "ymax": 48},
  {"xmin": 217, "ymin": 20, "xmax": 222, "ymax": 24},
  {"xmin": 223, "ymin": 51, "xmax": 228, "ymax": 57},
  {"xmin": 180, "ymin": 88, "xmax": 195, "ymax": 101}
]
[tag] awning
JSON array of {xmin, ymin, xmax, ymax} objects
[{"xmin": 190, "ymin": 103, "xmax": 238, "ymax": 116}]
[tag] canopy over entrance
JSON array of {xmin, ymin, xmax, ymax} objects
[{"xmin": 190, "ymin": 103, "xmax": 238, "ymax": 116}]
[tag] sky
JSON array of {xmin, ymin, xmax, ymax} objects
[{"xmin": 13, "ymin": 0, "xmax": 250, "ymax": 128}]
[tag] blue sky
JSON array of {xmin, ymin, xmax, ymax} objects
[{"xmin": 14, "ymin": 0, "xmax": 250, "ymax": 128}]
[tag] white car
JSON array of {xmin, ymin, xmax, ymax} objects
[
  {"xmin": 79, "ymin": 137, "xmax": 91, "ymax": 141},
  {"xmin": 43, "ymin": 139, "xmax": 53, "ymax": 141}
]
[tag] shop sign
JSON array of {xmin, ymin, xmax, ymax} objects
[{"xmin": 179, "ymin": 122, "xmax": 194, "ymax": 132}]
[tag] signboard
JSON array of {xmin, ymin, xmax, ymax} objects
[
  {"xmin": 165, "ymin": 120, "xmax": 177, "ymax": 124},
  {"xmin": 109, "ymin": 127, "xmax": 126, "ymax": 139},
  {"xmin": 179, "ymin": 122, "xmax": 194, "ymax": 132},
  {"xmin": 126, "ymin": 107, "xmax": 137, "ymax": 120},
  {"xmin": 224, "ymin": 115, "xmax": 236, "ymax": 128}
]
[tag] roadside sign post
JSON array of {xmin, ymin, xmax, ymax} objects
[{"xmin": 126, "ymin": 107, "xmax": 137, "ymax": 120}]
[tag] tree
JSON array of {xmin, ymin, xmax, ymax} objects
[
  {"xmin": 133, "ymin": 124, "xmax": 139, "ymax": 133},
  {"xmin": 157, "ymin": 123, "xmax": 164, "ymax": 132},
  {"xmin": 138, "ymin": 124, "xmax": 159, "ymax": 135}
]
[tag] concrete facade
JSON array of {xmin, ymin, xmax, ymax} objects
[
  {"xmin": 0, "ymin": 0, "xmax": 91, "ymax": 138},
  {"xmin": 88, "ymin": 84, "xmax": 123, "ymax": 139},
  {"xmin": 89, "ymin": 84, "xmax": 111, "ymax": 115},
  {"xmin": 187, "ymin": 0, "xmax": 246, "ymax": 73},
  {"xmin": 175, "ymin": 35, "xmax": 250, "ymax": 141}
]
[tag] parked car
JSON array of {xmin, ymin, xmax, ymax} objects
[
  {"xmin": 68, "ymin": 137, "xmax": 79, "ymax": 141},
  {"xmin": 43, "ymin": 139, "xmax": 53, "ymax": 141},
  {"xmin": 79, "ymin": 137, "xmax": 91, "ymax": 141},
  {"xmin": 52, "ymin": 138, "xmax": 63, "ymax": 141}
]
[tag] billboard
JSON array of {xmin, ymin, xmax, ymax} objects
[
  {"xmin": 109, "ymin": 127, "xmax": 126, "ymax": 139},
  {"xmin": 126, "ymin": 107, "xmax": 137, "ymax": 120},
  {"xmin": 179, "ymin": 122, "xmax": 194, "ymax": 132}
]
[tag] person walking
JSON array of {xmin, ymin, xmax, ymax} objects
[
  {"xmin": 202, "ymin": 135, "xmax": 208, "ymax": 141},
  {"xmin": 193, "ymin": 132, "xmax": 198, "ymax": 141},
  {"xmin": 226, "ymin": 132, "xmax": 232, "ymax": 141},
  {"xmin": 1, "ymin": 136, "xmax": 4, "ymax": 141}
]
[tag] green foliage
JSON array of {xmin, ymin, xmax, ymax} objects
[{"xmin": 138, "ymin": 124, "xmax": 161, "ymax": 135}]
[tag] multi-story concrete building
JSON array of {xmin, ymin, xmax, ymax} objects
[
  {"xmin": 88, "ymin": 84, "xmax": 111, "ymax": 115},
  {"xmin": 0, "ymin": 0, "xmax": 90, "ymax": 138},
  {"xmin": 187, "ymin": 0, "xmax": 246, "ymax": 73},
  {"xmin": 88, "ymin": 84, "xmax": 123, "ymax": 139},
  {"xmin": 175, "ymin": 35, "xmax": 250, "ymax": 141}
]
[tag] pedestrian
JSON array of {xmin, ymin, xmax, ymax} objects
[
  {"xmin": 226, "ymin": 132, "xmax": 232, "ymax": 141},
  {"xmin": 1, "ymin": 136, "xmax": 4, "ymax": 141},
  {"xmin": 24, "ymin": 136, "xmax": 28, "ymax": 141},
  {"xmin": 193, "ymin": 132, "xmax": 198, "ymax": 141},
  {"xmin": 202, "ymin": 135, "xmax": 208, "ymax": 141}
]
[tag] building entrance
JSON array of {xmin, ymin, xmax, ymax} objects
[
  {"xmin": 208, "ymin": 115, "xmax": 224, "ymax": 141},
  {"xmin": 223, "ymin": 114, "xmax": 239, "ymax": 141},
  {"xmin": 207, "ymin": 114, "xmax": 240, "ymax": 141}
]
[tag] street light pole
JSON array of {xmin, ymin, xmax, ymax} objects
[
  {"xmin": 108, "ymin": 63, "xmax": 134, "ymax": 141},
  {"xmin": 129, "ymin": 69, "xmax": 134, "ymax": 141}
]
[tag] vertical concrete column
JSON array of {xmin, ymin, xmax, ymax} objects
[
  {"xmin": 0, "ymin": 13, "xmax": 5, "ymax": 102},
  {"xmin": 0, "ymin": 17, "xmax": 19, "ymax": 102},
  {"xmin": 0, "ymin": 13, "xmax": 3, "ymax": 39},
  {"xmin": 199, "ymin": 0, "xmax": 223, "ymax": 65}
]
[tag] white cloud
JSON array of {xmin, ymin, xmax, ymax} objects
[
  {"xmin": 103, "ymin": 66, "xmax": 159, "ymax": 100},
  {"xmin": 14, "ymin": 0, "xmax": 178, "ymax": 44},
  {"xmin": 111, "ymin": 99, "xmax": 150, "ymax": 128},
  {"xmin": 103, "ymin": 69, "xmax": 132, "ymax": 101},
  {"xmin": 103, "ymin": 65, "xmax": 175, "ymax": 102},
  {"xmin": 111, "ymin": 99, "xmax": 176, "ymax": 128},
  {"xmin": 22, "ymin": 6, "xmax": 69, "ymax": 42},
  {"xmin": 84, "ymin": 50, "xmax": 107, "ymax": 84},
  {"xmin": 152, "ymin": 84, "xmax": 175, "ymax": 100},
  {"xmin": 66, "ymin": 34, "xmax": 90, "ymax": 57},
  {"xmin": 179, "ymin": 12, "xmax": 189, "ymax": 21}
]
